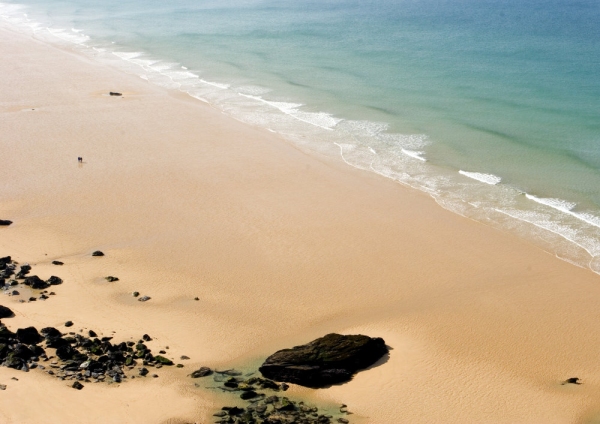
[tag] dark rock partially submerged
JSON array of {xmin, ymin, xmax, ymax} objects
[{"xmin": 259, "ymin": 333, "xmax": 388, "ymax": 388}]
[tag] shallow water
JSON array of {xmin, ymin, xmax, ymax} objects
[{"xmin": 2, "ymin": 0, "xmax": 600, "ymax": 271}]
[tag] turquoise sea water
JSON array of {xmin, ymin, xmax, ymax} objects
[{"xmin": 2, "ymin": 0, "xmax": 600, "ymax": 271}]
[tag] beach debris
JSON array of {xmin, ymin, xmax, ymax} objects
[
  {"xmin": 91, "ymin": 251, "xmax": 104, "ymax": 257},
  {"xmin": 190, "ymin": 367, "xmax": 213, "ymax": 378},
  {"xmin": 0, "ymin": 305, "xmax": 14, "ymax": 318},
  {"xmin": 562, "ymin": 377, "xmax": 582, "ymax": 385},
  {"xmin": 104, "ymin": 276, "xmax": 119, "ymax": 282},
  {"xmin": 138, "ymin": 296, "xmax": 151, "ymax": 302},
  {"xmin": 64, "ymin": 321, "xmax": 74, "ymax": 327},
  {"xmin": 109, "ymin": 92, "xmax": 122, "ymax": 96},
  {"xmin": 259, "ymin": 333, "xmax": 388, "ymax": 388},
  {"xmin": 0, "ymin": 220, "xmax": 13, "ymax": 226},
  {"xmin": 51, "ymin": 261, "xmax": 64, "ymax": 266}
]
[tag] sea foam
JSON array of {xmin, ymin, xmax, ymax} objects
[{"xmin": 459, "ymin": 170, "xmax": 501, "ymax": 185}]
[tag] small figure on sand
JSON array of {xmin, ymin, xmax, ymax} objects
[{"xmin": 77, "ymin": 157, "xmax": 83, "ymax": 163}]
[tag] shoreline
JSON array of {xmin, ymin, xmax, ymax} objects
[{"xmin": 2, "ymin": 22, "xmax": 600, "ymax": 423}]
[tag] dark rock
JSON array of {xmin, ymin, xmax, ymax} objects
[
  {"xmin": 132, "ymin": 291, "xmax": 139, "ymax": 297},
  {"xmin": 23, "ymin": 276, "xmax": 48, "ymax": 289},
  {"xmin": 51, "ymin": 261, "xmax": 64, "ymax": 266},
  {"xmin": 0, "ymin": 220, "xmax": 12, "ymax": 226},
  {"xmin": 259, "ymin": 333, "xmax": 388, "ymax": 388},
  {"xmin": 64, "ymin": 321, "xmax": 73, "ymax": 327},
  {"xmin": 0, "ymin": 305, "xmax": 14, "ymax": 319},
  {"xmin": 88, "ymin": 330, "xmax": 97, "ymax": 338},
  {"xmin": 240, "ymin": 390, "xmax": 258, "ymax": 400},
  {"xmin": 11, "ymin": 290, "xmax": 19, "ymax": 296},
  {"xmin": 28, "ymin": 297, "xmax": 37, "ymax": 302},
  {"xmin": 105, "ymin": 276, "xmax": 119, "ymax": 282},
  {"xmin": 138, "ymin": 367, "xmax": 149, "ymax": 376},
  {"xmin": 56, "ymin": 345, "xmax": 76, "ymax": 360},
  {"xmin": 180, "ymin": 355, "xmax": 190, "ymax": 360},
  {"xmin": 72, "ymin": 381, "xmax": 84, "ymax": 390},
  {"xmin": 40, "ymin": 327, "xmax": 62, "ymax": 339},
  {"xmin": 190, "ymin": 367, "xmax": 213, "ymax": 378},
  {"xmin": 91, "ymin": 251, "xmax": 104, "ymax": 257},
  {"xmin": 16, "ymin": 327, "xmax": 42, "ymax": 344},
  {"xmin": 142, "ymin": 334, "xmax": 151, "ymax": 341},
  {"xmin": 109, "ymin": 92, "xmax": 122, "ymax": 96},
  {"xmin": 563, "ymin": 377, "xmax": 582, "ymax": 385},
  {"xmin": 337, "ymin": 419, "xmax": 349, "ymax": 424},
  {"xmin": 47, "ymin": 276, "xmax": 63, "ymax": 286},
  {"xmin": 138, "ymin": 296, "xmax": 151, "ymax": 302}
]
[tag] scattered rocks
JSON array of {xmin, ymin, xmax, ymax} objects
[
  {"xmin": 51, "ymin": 261, "xmax": 64, "ymax": 266},
  {"xmin": 104, "ymin": 276, "xmax": 119, "ymax": 282},
  {"xmin": 138, "ymin": 296, "xmax": 151, "ymax": 302},
  {"xmin": 190, "ymin": 367, "xmax": 213, "ymax": 378},
  {"xmin": 0, "ymin": 305, "xmax": 14, "ymax": 318},
  {"xmin": 0, "ymin": 220, "xmax": 12, "ymax": 226},
  {"xmin": 259, "ymin": 333, "xmax": 388, "ymax": 388},
  {"xmin": 91, "ymin": 251, "xmax": 104, "ymax": 257}
]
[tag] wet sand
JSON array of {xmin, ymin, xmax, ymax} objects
[{"xmin": 2, "ymin": 24, "xmax": 600, "ymax": 423}]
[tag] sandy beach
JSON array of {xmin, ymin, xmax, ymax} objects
[{"xmin": 2, "ymin": 24, "xmax": 600, "ymax": 423}]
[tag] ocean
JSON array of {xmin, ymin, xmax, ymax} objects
[{"xmin": 2, "ymin": 0, "xmax": 600, "ymax": 272}]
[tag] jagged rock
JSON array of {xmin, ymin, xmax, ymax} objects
[
  {"xmin": 47, "ymin": 276, "xmax": 63, "ymax": 286},
  {"xmin": 138, "ymin": 367, "xmax": 149, "ymax": 376},
  {"xmin": 51, "ymin": 261, "xmax": 64, "ymax": 266},
  {"xmin": 105, "ymin": 276, "xmax": 119, "ymax": 282},
  {"xmin": 23, "ymin": 276, "xmax": 48, "ymax": 289},
  {"xmin": 259, "ymin": 333, "xmax": 388, "ymax": 388},
  {"xmin": 0, "ymin": 305, "xmax": 14, "ymax": 319},
  {"xmin": 91, "ymin": 251, "xmax": 104, "ymax": 257},
  {"xmin": 0, "ymin": 220, "xmax": 12, "ymax": 226},
  {"xmin": 72, "ymin": 381, "xmax": 84, "ymax": 390},
  {"xmin": 16, "ymin": 327, "xmax": 42, "ymax": 344},
  {"xmin": 190, "ymin": 367, "xmax": 213, "ymax": 378}
]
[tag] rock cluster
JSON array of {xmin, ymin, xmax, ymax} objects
[
  {"xmin": 1, "ymin": 257, "xmax": 61, "ymax": 301},
  {"xmin": 259, "ymin": 333, "xmax": 388, "ymax": 388},
  {"xmin": 205, "ymin": 370, "xmax": 352, "ymax": 423},
  {"xmin": 0, "ymin": 320, "xmax": 176, "ymax": 389}
]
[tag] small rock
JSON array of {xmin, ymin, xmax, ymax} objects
[
  {"xmin": 152, "ymin": 374, "xmax": 158, "ymax": 378},
  {"xmin": 0, "ymin": 220, "xmax": 13, "ymax": 226},
  {"xmin": 64, "ymin": 321, "xmax": 74, "ymax": 327},
  {"xmin": 176, "ymin": 364, "xmax": 184, "ymax": 368},
  {"xmin": 109, "ymin": 92, "xmax": 122, "ymax": 96},
  {"xmin": 240, "ymin": 390, "xmax": 258, "ymax": 400},
  {"xmin": 88, "ymin": 330, "xmax": 97, "ymax": 337},
  {"xmin": 194, "ymin": 297, "xmax": 199, "ymax": 301},
  {"xmin": 138, "ymin": 367, "xmax": 149, "ymax": 376},
  {"xmin": 72, "ymin": 381, "xmax": 84, "ymax": 390},
  {"xmin": 138, "ymin": 296, "xmax": 151, "ymax": 302},
  {"xmin": 91, "ymin": 251, "xmax": 104, "ymax": 257},
  {"xmin": 28, "ymin": 297, "xmax": 37, "ymax": 302},
  {"xmin": 190, "ymin": 367, "xmax": 213, "ymax": 378},
  {"xmin": 51, "ymin": 261, "xmax": 64, "ymax": 266},
  {"xmin": 180, "ymin": 355, "xmax": 190, "ymax": 360},
  {"xmin": 337, "ymin": 419, "xmax": 349, "ymax": 424},
  {"xmin": 132, "ymin": 291, "xmax": 139, "ymax": 297},
  {"xmin": 105, "ymin": 276, "xmax": 119, "ymax": 282},
  {"xmin": 47, "ymin": 276, "xmax": 62, "ymax": 285},
  {"xmin": 563, "ymin": 377, "xmax": 582, "ymax": 385},
  {"xmin": 11, "ymin": 290, "xmax": 19, "ymax": 296},
  {"xmin": 280, "ymin": 382, "xmax": 289, "ymax": 391},
  {"xmin": 0, "ymin": 384, "xmax": 6, "ymax": 390},
  {"xmin": 154, "ymin": 356, "xmax": 173, "ymax": 366},
  {"xmin": 142, "ymin": 334, "xmax": 152, "ymax": 341}
]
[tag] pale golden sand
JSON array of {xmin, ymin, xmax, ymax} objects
[{"xmin": 2, "ymin": 25, "xmax": 600, "ymax": 423}]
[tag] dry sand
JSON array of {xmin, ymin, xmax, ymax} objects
[{"xmin": 2, "ymin": 24, "xmax": 600, "ymax": 423}]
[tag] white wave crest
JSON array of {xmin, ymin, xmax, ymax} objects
[
  {"xmin": 459, "ymin": 170, "xmax": 501, "ymax": 185},
  {"xmin": 401, "ymin": 149, "xmax": 426, "ymax": 161},
  {"xmin": 525, "ymin": 194, "xmax": 600, "ymax": 229}
]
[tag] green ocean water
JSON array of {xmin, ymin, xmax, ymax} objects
[{"xmin": 2, "ymin": 0, "xmax": 600, "ymax": 271}]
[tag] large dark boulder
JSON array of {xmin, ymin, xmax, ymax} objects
[
  {"xmin": 40, "ymin": 327, "xmax": 62, "ymax": 339},
  {"xmin": 0, "ymin": 305, "xmax": 14, "ymax": 319},
  {"xmin": 259, "ymin": 333, "xmax": 388, "ymax": 388},
  {"xmin": 16, "ymin": 327, "xmax": 42, "ymax": 344}
]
